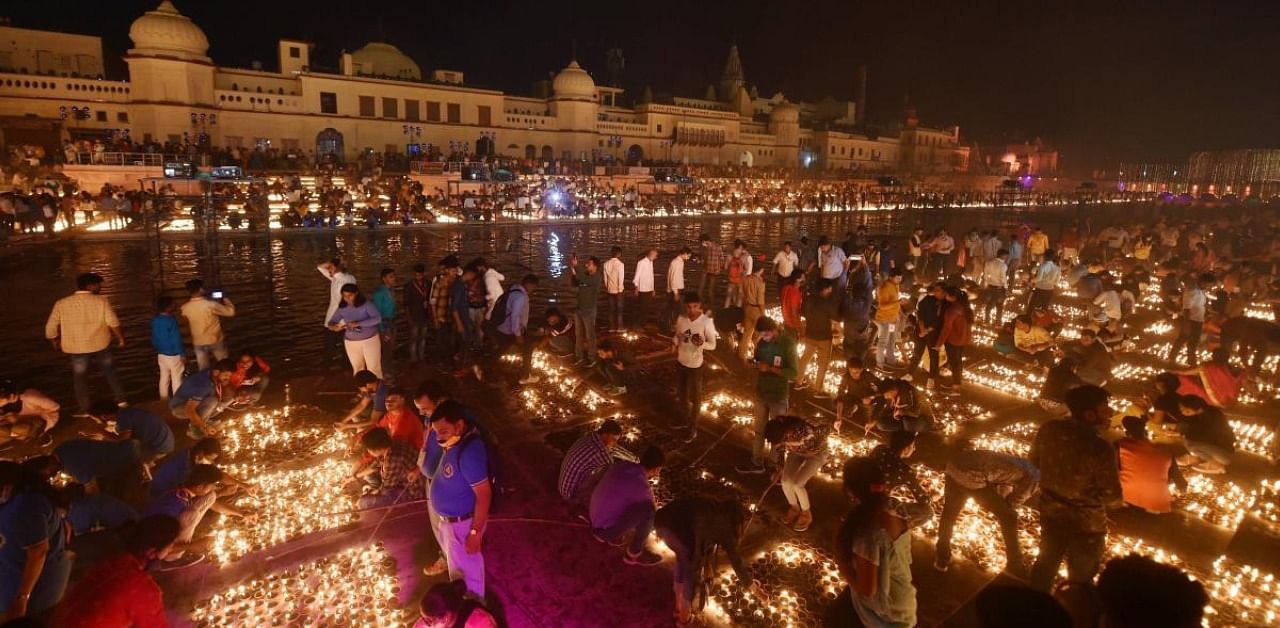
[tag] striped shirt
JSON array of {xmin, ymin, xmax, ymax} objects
[{"xmin": 45, "ymin": 291, "xmax": 120, "ymax": 354}]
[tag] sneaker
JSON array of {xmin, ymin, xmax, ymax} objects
[
  {"xmin": 592, "ymin": 529, "xmax": 624, "ymax": 547},
  {"xmin": 116, "ymin": 401, "xmax": 129, "ymax": 409},
  {"xmin": 925, "ymin": 379, "xmax": 936, "ymax": 390},
  {"xmin": 472, "ymin": 364, "xmax": 484, "ymax": 381},
  {"xmin": 610, "ymin": 385, "xmax": 628, "ymax": 396},
  {"xmin": 624, "ymin": 549, "xmax": 664, "ymax": 566},
  {"xmin": 812, "ymin": 391, "xmax": 831, "ymax": 399},
  {"xmin": 518, "ymin": 375, "xmax": 542, "ymax": 385},
  {"xmin": 735, "ymin": 463, "xmax": 768, "ymax": 475},
  {"xmin": 792, "ymin": 380, "xmax": 810, "ymax": 390},
  {"xmin": 156, "ymin": 553, "xmax": 205, "ymax": 571},
  {"xmin": 421, "ymin": 557, "xmax": 448, "ymax": 576},
  {"xmin": 682, "ymin": 431, "xmax": 697, "ymax": 444},
  {"xmin": 1193, "ymin": 462, "xmax": 1226, "ymax": 474},
  {"xmin": 900, "ymin": 373, "xmax": 914, "ymax": 382},
  {"xmin": 582, "ymin": 361, "xmax": 598, "ymax": 369},
  {"xmin": 668, "ymin": 420, "xmax": 690, "ymax": 431},
  {"xmin": 933, "ymin": 557, "xmax": 950, "ymax": 573}
]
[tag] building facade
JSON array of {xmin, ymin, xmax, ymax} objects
[{"xmin": 0, "ymin": 1, "xmax": 970, "ymax": 174}]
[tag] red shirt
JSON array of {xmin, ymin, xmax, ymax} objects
[
  {"xmin": 781, "ymin": 284, "xmax": 804, "ymax": 331},
  {"xmin": 376, "ymin": 408, "xmax": 425, "ymax": 451},
  {"xmin": 229, "ymin": 356, "xmax": 271, "ymax": 388},
  {"xmin": 56, "ymin": 553, "xmax": 168, "ymax": 628}
]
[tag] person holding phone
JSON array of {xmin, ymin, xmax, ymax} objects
[
  {"xmin": 738, "ymin": 317, "xmax": 796, "ymax": 475},
  {"xmin": 180, "ymin": 279, "xmax": 235, "ymax": 371},
  {"xmin": 671, "ymin": 292, "xmax": 717, "ymax": 442},
  {"xmin": 328, "ymin": 284, "xmax": 384, "ymax": 378}
]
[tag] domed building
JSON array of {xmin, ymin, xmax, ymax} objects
[
  {"xmin": 349, "ymin": 42, "xmax": 421, "ymax": 81},
  {"xmin": 551, "ymin": 60, "xmax": 595, "ymax": 101},
  {"xmin": 127, "ymin": 0, "xmax": 209, "ymax": 62}
]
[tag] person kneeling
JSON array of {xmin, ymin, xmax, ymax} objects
[
  {"xmin": 589, "ymin": 445, "xmax": 665, "ymax": 566},
  {"xmin": 595, "ymin": 339, "xmax": 636, "ymax": 396},
  {"xmin": 347, "ymin": 427, "xmax": 424, "ymax": 509},
  {"xmin": 655, "ymin": 497, "xmax": 765, "ymax": 626},
  {"xmin": 764, "ymin": 415, "xmax": 830, "ymax": 532},
  {"xmin": 144, "ymin": 464, "xmax": 254, "ymax": 569}
]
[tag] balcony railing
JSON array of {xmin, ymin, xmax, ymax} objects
[{"xmin": 65, "ymin": 152, "xmax": 181, "ymax": 167}]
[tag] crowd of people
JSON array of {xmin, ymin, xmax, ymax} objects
[{"xmin": 1, "ymin": 188, "xmax": 1278, "ymax": 627}]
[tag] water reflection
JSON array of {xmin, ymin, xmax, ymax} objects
[{"xmin": 4, "ymin": 208, "xmax": 1060, "ymax": 402}]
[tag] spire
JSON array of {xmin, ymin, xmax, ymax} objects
[{"xmin": 719, "ymin": 44, "xmax": 746, "ymax": 103}]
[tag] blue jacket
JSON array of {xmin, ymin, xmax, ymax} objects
[{"xmin": 150, "ymin": 314, "xmax": 183, "ymax": 356}]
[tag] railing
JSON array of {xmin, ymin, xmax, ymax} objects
[{"xmin": 65, "ymin": 152, "xmax": 181, "ymax": 167}]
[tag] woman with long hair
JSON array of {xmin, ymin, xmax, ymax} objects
[
  {"xmin": 413, "ymin": 579, "xmax": 498, "ymax": 628},
  {"xmin": 935, "ymin": 286, "xmax": 974, "ymax": 392},
  {"xmin": 835, "ymin": 457, "xmax": 927, "ymax": 628},
  {"xmin": 655, "ymin": 496, "xmax": 762, "ymax": 626},
  {"xmin": 0, "ymin": 461, "xmax": 73, "ymax": 619},
  {"xmin": 327, "ymin": 283, "xmax": 384, "ymax": 378}
]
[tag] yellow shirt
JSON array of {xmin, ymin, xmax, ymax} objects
[
  {"xmin": 1014, "ymin": 324, "xmax": 1053, "ymax": 351},
  {"xmin": 1028, "ymin": 233, "xmax": 1050, "ymax": 255},
  {"xmin": 181, "ymin": 296, "xmax": 236, "ymax": 346},
  {"xmin": 875, "ymin": 282, "xmax": 901, "ymax": 322},
  {"xmin": 45, "ymin": 291, "xmax": 119, "ymax": 354}
]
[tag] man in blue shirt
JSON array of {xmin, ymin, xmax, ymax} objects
[
  {"xmin": 149, "ymin": 437, "xmax": 255, "ymax": 499},
  {"xmin": 496, "ymin": 274, "xmax": 539, "ymax": 385},
  {"xmin": 93, "ymin": 403, "xmax": 175, "ymax": 464},
  {"xmin": 588, "ymin": 445, "xmax": 665, "ymax": 566},
  {"xmin": 53, "ymin": 439, "xmax": 142, "ymax": 491},
  {"xmin": 372, "ymin": 268, "xmax": 398, "ymax": 377},
  {"xmin": 150, "ymin": 295, "xmax": 185, "ymax": 400},
  {"xmin": 0, "ymin": 469, "xmax": 72, "ymax": 618},
  {"xmin": 336, "ymin": 370, "xmax": 386, "ymax": 428},
  {"xmin": 169, "ymin": 359, "xmax": 234, "ymax": 439},
  {"xmin": 146, "ymin": 464, "xmax": 253, "ymax": 569},
  {"xmin": 419, "ymin": 400, "xmax": 491, "ymax": 598}
]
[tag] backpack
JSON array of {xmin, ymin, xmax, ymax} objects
[{"xmin": 489, "ymin": 288, "xmax": 515, "ymax": 328}]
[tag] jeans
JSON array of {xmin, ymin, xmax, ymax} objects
[
  {"xmin": 753, "ymin": 398, "xmax": 789, "ymax": 464},
  {"xmin": 981, "ymin": 286, "xmax": 1007, "ymax": 324},
  {"xmin": 608, "ymin": 293, "xmax": 625, "ymax": 330},
  {"xmin": 676, "ymin": 365, "xmax": 703, "ymax": 428},
  {"xmin": 944, "ymin": 343, "xmax": 965, "ymax": 385},
  {"xmin": 1169, "ymin": 319, "xmax": 1203, "ymax": 365},
  {"xmin": 780, "ymin": 451, "xmax": 828, "ymax": 511},
  {"xmin": 344, "ymin": 335, "xmax": 383, "ymax": 378},
  {"xmin": 909, "ymin": 334, "xmax": 940, "ymax": 383},
  {"xmin": 874, "ymin": 320, "xmax": 900, "ymax": 367},
  {"xmin": 194, "ymin": 341, "xmax": 228, "ymax": 371},
  {"xmin": 799, "ymin": 337, "xmax": 834, "ymax": 391},
  {"xmin": 936, "ymin": 476, "xmax": 1023, "ymax": 570},
  {"xmin": 237, "ymin": 375, "xmax": 269, "ymax": 404},
  {"xmin": 699, "ymin": 273, "xmax": 721, "ymax": 304},
  {"xmin": 596, "ymin": 500, "xmax": 655, "ymax": 555},
  {"xmin": 408, "ymin": 318, "xmax": 430, "ymax": 362},
  {"xmin": 468, "ymin": 307, "xmax": 487, "ymax": 347},
  {"xmin": 574, "ymin": 307, "xmax": 598, "ymax": 360},
  {"xmin": 380, "ymin": 327, "xmax": 396, "ymax": 376},
  {"xmin": 635, "ymin": 291, "xmax": 655, "ymax": 328},
  {"xmin": 724, "ymin": 282, "xmax": 743, "ymax": 309},
  {"xmin": 157, "ymin": 353, "xmax": 185, "ymax": 399},
  {"xmin": 656, "ymin": 526, "xmax": 697, "ymax": 606},
  {"xmin": 438, "ymin": 517, "xmax": 486, "ymax": 598},
  {"xmin": 171, "ymin": 395, "xmax": 226, "ymax": 438},
  {"xmin": 1030, "ymin": 517, "xmax": 1105, "ymax": 591},
  {"xmin": 69, "ymin": 349, "xmax": 126, "ymax": 414},
  {"xmin": 1185, "ymin": 439, "xmax": 1232, "ymax": 465}
]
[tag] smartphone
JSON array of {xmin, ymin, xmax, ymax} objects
[
  {"xmin": 211, "ymin": 290, "xmax": 224, "ymax": 300},
  {"xmin": 850, "ymin": 254, "xmax": 864, "ymax": 262}
]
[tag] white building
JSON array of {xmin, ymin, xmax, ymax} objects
[{"xmin": 0, "ymin": 1, "xmax": 970, "ymax": 174}]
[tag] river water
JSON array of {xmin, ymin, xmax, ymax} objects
[{"xmin": 5, "ymin": 207, "xmax": 1070, "ymax": 402}]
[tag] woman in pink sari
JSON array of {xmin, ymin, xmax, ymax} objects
[{"xmin": 1176, "ymin": 348, "xmax": 1245, "ymax": 408}]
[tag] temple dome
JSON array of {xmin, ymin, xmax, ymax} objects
[
  {"xmin": 770, "ymin": 100, "xmax": 800, "ymax": 123},
  {"xmin": 128, "ymin": 1, "xmax": 210, "ymax": 62},
  {"xmin": 351, "ymin": 42, "xmax": 421, "ymax": 80},
  {"xmin": 552, "ymin": 60, "xmax": 596, "ymax": 100}
]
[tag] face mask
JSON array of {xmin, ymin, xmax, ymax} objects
[{"xmin": 438, "ymin": 434, "xmax": 462, "ymax": 448}]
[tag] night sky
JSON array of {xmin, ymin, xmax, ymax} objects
[{"xmin": 8, "ymin": 0, "xmax": 1279, "ymax": 172}]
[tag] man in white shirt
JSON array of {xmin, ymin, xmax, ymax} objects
[
  {"xmin": 817, "ymin": 236, "xmax": 849, "ymax": 286},
  {"xmin": 633, "ymin": 249, "xmax": 657, "ymax": 328},
  {"xmin": 772, "ymin": 241, "xmax": 799, "ymax": 293},
  {"xmin": 671, "ymin": 292, "xmax": 717, "ymax": 443},
  {"xmin": 666, "ymin": 247, "xmax": 691, "ymax": 332},
  {"xmin": 475, "ymin": 259, "xmax": 505, "ymax": 321},
  {"xmin": 931, "ymin": 229, "xmax": 956, "ymax": 279},
  {"xmin": 318, "ymin": 259, "xmax": 357, "ymax": 370},
  {"xmin": 603, "ymin": 247, "xmax": 627, "ymax": 331},
  {"xmin": 1028, "ymin": 250, "xmax": 1062, "ymax": 312},
  {"xmin": 980, "ymin": 249, "xmax": 1010, "ymax": 324}
]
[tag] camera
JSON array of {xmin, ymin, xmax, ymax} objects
[{"xmin": 211, "ymin": 290, "xmax": 224, "ymax": 300}]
